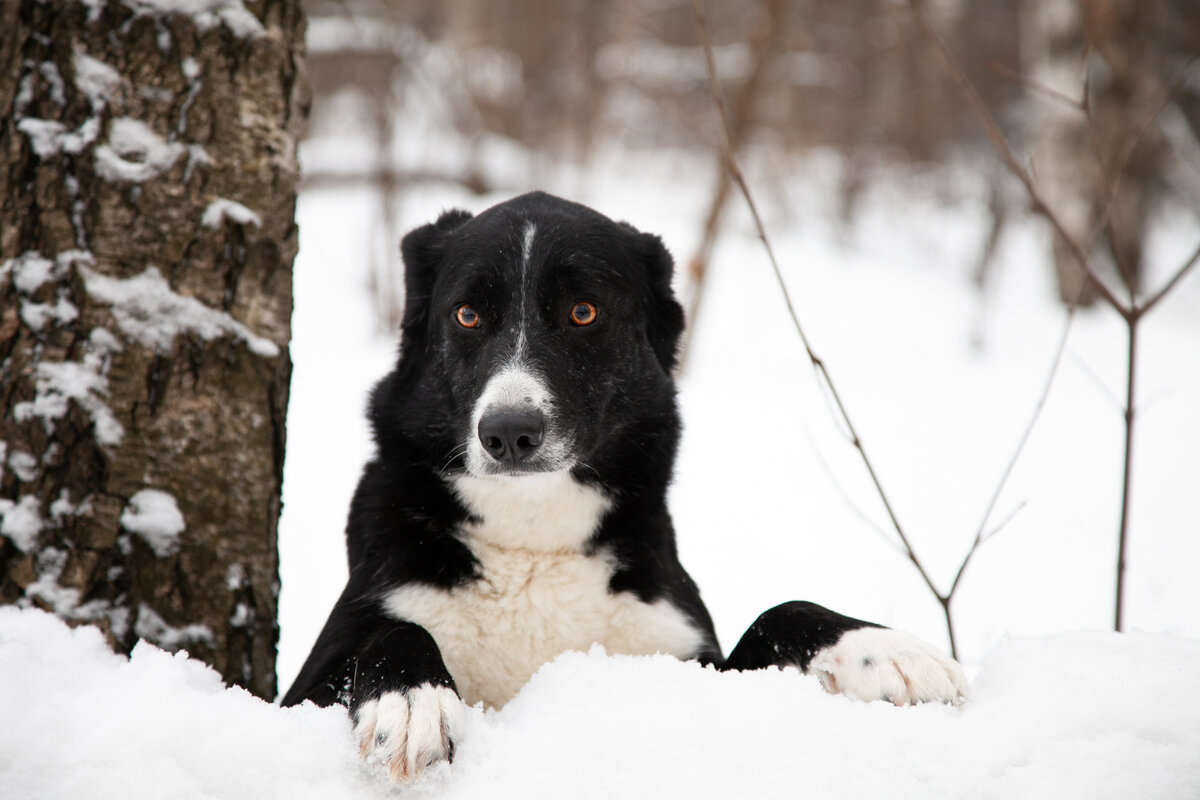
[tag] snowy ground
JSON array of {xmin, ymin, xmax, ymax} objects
[
  {"xmin": 4, "ymin": 607, "xmax": 1200, "ymax": 799},
  {"xmin": 6, "ymin": 88, "xmax": 1200, "ymax": 800}
]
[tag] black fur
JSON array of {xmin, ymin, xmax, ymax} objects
[{"xmin": 281, "ymin": 192, "xmax": 875, "ymax": 717}]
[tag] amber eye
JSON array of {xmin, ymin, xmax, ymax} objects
[
  {"xmin": 455, "ymin": 304, "xmax": 480, "ymax": 328},
  {"xmin": 569, "ymin": 301, "xmax": 598, "ymax": 326}
]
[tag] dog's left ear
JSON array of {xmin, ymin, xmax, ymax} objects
[
  {"xmin": 626, "ymin": 226, "xmax": 685, "ymax": 372},
  {"xmin": 398, "ymin": 209, "xmax": 474, "ymax": 336}
]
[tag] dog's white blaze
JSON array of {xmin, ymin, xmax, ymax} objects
[
  {"xmin": 808, "ymin": 627, "xmax": 968, "ymax": 706},
  {"xmin": 515, "ymin": 221, "xmax": 536, "ymax": 359},
  {"xmin": 382, "ymin": 472, "xmax": 707, "ymax": 709},
  {"xmin": 466, "ymin": 364, "xmax": 570, "ymax": 475}
]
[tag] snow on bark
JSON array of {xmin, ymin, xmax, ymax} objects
[
  {"xmin": 81, "ymin": 265, "xmax": 281, "ymax": 357},
  {"xmin": 0, "ymin": 497, "xmax": 44, "ymax": 552},
  {"xmin": 202, "ymin": 198, "xmax": 262, "ymax": 229},
  {"xmin": 4, "ymin": 250, "xmax": 89, "ymax": 333},
  {"xmin": 120, "ymin": 489, "xmax": 186, "ymax": 557},
  {"xmin": 94, "ymin": 117, "xmax": 190, "ymax": 183},
  {"xmin": 122, "ymin": 0, "xmax": 265, "ymax": 39},
  {"xmin": 6, "ymin": 451, "xmax": 40, "ymax": 483},
  {"xmin": 12, "ymin": 330, "xmax": 125, "ymax": 447},
  {"xmin": 72, "ymin": 51, "xmax": 121, "ymax": 108},
  {"xmin": 134, "ymin": 603, "xmax": 213, "ymax": 649}
]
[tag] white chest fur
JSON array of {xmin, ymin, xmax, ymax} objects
[{"xmin": 381, "ymin": 472, "xmax": 706, "ymax": 709}]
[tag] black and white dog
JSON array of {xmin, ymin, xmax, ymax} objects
[{"xmin": 282, "ymin": 192, "xmax": 966, "ymax": 782}]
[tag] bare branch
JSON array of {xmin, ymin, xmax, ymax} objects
[
  {"xmin": 693, "ymin": 0, "xmax": 948, "ymax": 606},
  {"xmin": 948, "ymin": 303, "xmax": 1077, "ymax": 599},
  {"xmin": 988, "ymin": 61, "xmax": 1084, "ymax": 111},
  {"xmin": 801, "ymin": 427, "xmax": 905, "ymax": 557},
  {"xmin": 1138, "ymin": 238, "xmax": 1200, "ymax": 318},
  {"xmin": 982, "ymin": 501, "xmax": 1028, "ymax": 545},
  {"xmin": 1072, "ymin": 352, "xmax": 1128, "ymax": 416}
]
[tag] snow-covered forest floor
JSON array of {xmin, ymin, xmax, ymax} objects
[
  {"xmin": 6, "ymin": 50, "xmax": 1200, "ymax": 800},
  {"xmin": 4, "ymin": 605, "xmax": 1199, "ymax": 799}
]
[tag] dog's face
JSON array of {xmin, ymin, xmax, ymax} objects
[{"xmin": 374, "ymin": 192, "xmax": 684, "ymax": 481}]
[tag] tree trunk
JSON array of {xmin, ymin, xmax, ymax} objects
[{"xmin": 0, "ymin": 0, "xmax": 307, "ymax": 700}]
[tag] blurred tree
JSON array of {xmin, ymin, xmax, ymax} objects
[
  {"xmin": 1024, "ymin": 0, "xmax": 1191, "ymax": 306},
  {"xmin": 300, "ymin": 0, "xmax": 1197, "ymax": 317},
  {"xmin": 0, "ymin": 0, "xmax": 307, "ymax": 699}
]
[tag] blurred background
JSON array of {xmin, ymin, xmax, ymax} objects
[
  {"xmin": 300, "ymin": 0, "xmax": 1200, "ymax": 322},
  {"xmin": 279, "ymin": 0, "xmax": 1200, "ymax": 689}
]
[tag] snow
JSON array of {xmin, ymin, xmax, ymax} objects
[
  {"xmin": 202, "ymin": 198, "xmax": 262, "ymax": 229},
  {"xmin": 49, "ymin": 489, "xmax": 89, "ymax": 523},
  {"xmin": 120, "ymin": 489, "xmax": 186, "ymax": 557},
  {"xmin": 6, "ymin": 450, "xmax": 39, "ymax": 483},
  {"xmin": 72, "ymin": 50, "xmax": 121, "ymax": 109},
  {"xmin": 0, "ymin": 496, "xmax": 43, "ymax": 552},
  {"xmin": 19, "ymin": 294, "xmax": 79, "ymax": 332},
  {"xmin": 5, "ymin": 250, "xmax": 83, "ymax": 331},
  {"xmin": 122, "ymin": 0, "xmax": 265, "ymax": 39},
  {"xmin": 133, "ymin": 603, "xmax": 213, "ymax": 649},
  {"xmin": 94, "ymin": 117, "xmax": 188, "ymax": 182},
  {"xmin": 12, "ymin": 340, "xmax": 124, "ymax": 447},
  {"xmin": 81, "ymin": 265, "xmax": 281, "ymax": 357},
  {"xmin": 8, "ymin": 250, "xmax": 64, "ymax": 294},
  {"xmin": 16, "ymin": 118, "xmax": 70, "ymax": 158},
  {"xmin": 23, "ymin": 548, "xmax": 84, "ymax": 616},
  {"xmin": 1, "ymin": 607, "xmax": 1198, "ymax": 799}
]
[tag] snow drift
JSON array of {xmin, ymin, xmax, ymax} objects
[{"xmin": 2, "ymin": 607, "xmax": 1197, "ymax": 799}]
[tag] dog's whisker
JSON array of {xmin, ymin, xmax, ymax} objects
[{"xmin": 439, "ymin": 444, "xmax": 470, "ymax": 474}]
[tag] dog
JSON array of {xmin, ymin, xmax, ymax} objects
[{"xmin": 281, "ymin": 192, "xmax": 966, "ymax": 782}]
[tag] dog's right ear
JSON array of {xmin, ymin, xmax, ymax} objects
[{"xmin": 398, "ymin": 209, "xmax": 473, "ymax": 334}]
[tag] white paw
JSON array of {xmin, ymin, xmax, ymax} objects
[
  {"xmin": 354, "ymin": 684, "xmax": 465, "ymax": 783},
  {"xmin": 808, "ymin": 627, "xmax": 967, "ymax": 706}
]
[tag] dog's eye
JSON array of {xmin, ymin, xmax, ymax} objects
[
  {"xmin": 455, "ymin": 304, "xmax": 481, "ymax": 329},
  {"xmin": 569, "ymin": 301, "xmax": 598, "ymax": 326}
]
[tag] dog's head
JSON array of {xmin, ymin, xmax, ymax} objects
[{"xmin": 371, "ymin": 192, "xmax": 684, "ymax": 481}]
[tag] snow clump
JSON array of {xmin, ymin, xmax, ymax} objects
[
  {"xmin": 81, "ymin": 265, "xmax": 280, "ymax": 357},
  {"xmin": 120, "ymin": 489, "xmax": 186, "ymax": 557}
]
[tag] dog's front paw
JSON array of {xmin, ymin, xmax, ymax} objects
[
  {"xmin": 808, "ymin": 627, "xmax": 967, "ymax": 706},
  {"xmin": 353, "ymin": 684, "xmax": 465, "ymax": 783}
]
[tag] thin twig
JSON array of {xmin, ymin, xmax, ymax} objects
[
  {"xmin": 801, "ymin": 426, "xmax": 904, "ymax": 556},
  {"xmin": 948, "ymin": 304, "xmax": 1077, "ymax": 600},
  {"xmin": 988, "ymin": 61, "xmax": 1084, "ymax": 111},
  {"xmin": 981, "ymin": 501, "xmax": 1028, "ymax": 545},
  {"xmin": 693, "ymin": 0, "xmax": 945, "ymax": 605},
  {"xmin": 1138, "ymin": 238, "xmax": 1200, "ymax": 318}
]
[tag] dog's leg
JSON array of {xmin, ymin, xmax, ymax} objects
[
  {"xmin": 723, "ymin": 601, "xmax": 967, "ymax": 705},
  {"xmin": 349, "ymin": 620, "xmax": 466, "ymax": 783}
]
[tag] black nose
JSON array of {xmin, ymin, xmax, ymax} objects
[{"xmin": 478, "ymin": 409, "xmax": 545, "ymax": 463}]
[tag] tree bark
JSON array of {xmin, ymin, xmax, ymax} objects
[{"xmin": 0, "ymin": 0, "xmax": 307, "ymax": 700}]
